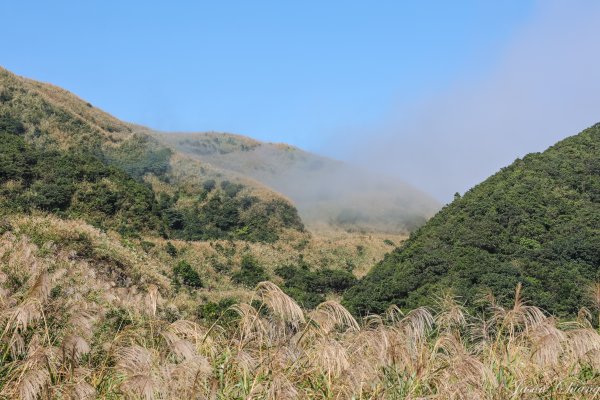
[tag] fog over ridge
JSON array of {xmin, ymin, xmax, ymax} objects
[{"xmin": 328, "ymin": 1, "xmax": 600, "ymax": 202}]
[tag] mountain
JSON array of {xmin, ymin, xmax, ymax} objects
[
  {"xmin": 344, "ymin": 123, "xmax": 600, "ymax": 317},
  {"xmin": 155, "ymin": 131, "xmax": 439, "ymax": 233},
  {"xmin": 0, "ymin": 66, "xmax": 414, "ymax": 312},
  {"xmin": 1, "ymin": 68, "xmax": 599, "ymax": 399},
  {"xmin": 0, "ymin": 66, "xmax": 437, "ymax": 236},
  {"xmin": 0, "ymin": 67, "xmax": 304, "ymax": 242}
]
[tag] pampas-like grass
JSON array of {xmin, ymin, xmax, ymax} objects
[
  {"xmin": 310, "ymin": 300, "xmax": 359, "ymax": 334},
  {"xmin": 1, "ymin": 218, "xmax": 600, "ymax": 399},
  {"xmin": 145, "ymin": 284, "xmax": 160, "ymax": 317},
  {"xmin": 115, "ymin": 345, "xmax": 155, "ymax": 377},
  {"xmin": 120, "ymin": 374, "xmax": 157, "ymax": 400},
  {"xmin": 306, "ymin": 337, "xmax": 350, "ymax": 378},
  {"xmin": 68, "ymin": 380, "xmax": 96, "ymax": 400},
  {"xmin": 255, "ymin": 281, "xmax": 305, "ymax": 329},
  {"xmin": 62, "ymin": 335, "xmax": 91, "ymax": 364},
  {"xmin": 231, "ymin": 303, "xmax": 269, "ymax": 345},
  {"xmin": 491, "ymin": 283, "xmax": 547, "ymax": 339},
  {"xmin": 266, "ymin": 372, "xmax": 299, "ymax": 400},
  {"xmin": 18, "ymin": 368, "xmax": 51, "ymax": 400}
]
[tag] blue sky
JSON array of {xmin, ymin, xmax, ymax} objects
[
  {"xmin": 5, "ymin": 1, "xmax": 599, "ymax": 201},
  {"xmin": 2, "ymin": 1, "xmax": 533, "ymax": 149}
]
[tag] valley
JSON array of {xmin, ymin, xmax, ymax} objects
[{"xmin": 0, "ymin": 67, "xmax": 599, "ymax": 399}]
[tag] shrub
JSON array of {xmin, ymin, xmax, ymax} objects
[
  {"xmin": 220, "ymin": 180, "xmax": 244, "ymax": 198},
  {"xmin": 0, "ymin": 112, "xmax": 25, "ymax": 135},
  {"xmin": 140, "ymin": 240, "xmax": 155, "ymax": 252},
  {"xmin": 274, "ymin": 264, "xmax": 357, "ymax": 309},
  {"xmin": 165, "ymin": 242, "xmax": 177, "ymax": 257},
  {"xmin": 231, "ymin": 255, "xmax": 269, "ymax": 287},
  {"xmin": 173, "ymin": 260, "xmax": 203, "ymax": 289},
  {"xmin": 356, "ymin": 245, "xmax": 365, "ymax": 256},
  {"xmin": 196, "ymin": 297, "xmax": 237, "ymax": 324},
  {"xmin": 202, "ymin": 179, "xmax": 216, "ymax": 192},
  {"xmin": 164, "ymin": 208, "xmax": 185, "ymax": 230}
]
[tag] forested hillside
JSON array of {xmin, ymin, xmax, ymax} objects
[
  {"xmin": 0, "ymin": 67, "xmax": 304, "ymax": 242},
  {"xmin": 345, "ymin": 123, "xmax": 600, "ymax": 318}
]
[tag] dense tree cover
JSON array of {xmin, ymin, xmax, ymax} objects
[
  {"xmin": 231, "ymin": 255, "xmax": 270, "ymax": 287},
  {"xmin": 276, "ymin": 261, "xmax": 358, "ymax": 308},
  {"xmin": 0, "ymin": 119, "xmax": 162, "ymax": 234},
  {"xmin": 162, "ymin": 190, "xmax": 303, "ymax": 242},
  {"xmin": 345, "ymin": 124, "xmax": 600, "ymax": 318}
]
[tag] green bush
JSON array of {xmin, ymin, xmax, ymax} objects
[
  {"xmin": 30, "ymin": 180, "xmax": 75, "ymax": 211},
  {"xmin": 140, "ymin": 241, "xmax": 155, "ymax": 252},
  {"xmin": 275, "ymin": 263, "xmax": 357, "ymax": 309},
  {"xmin": 220, "ymin": 180, "xmax": 244, "ymax": 197},
  {"xmin": 281, "ymin": 286, "xmax": 325, "ymax": 309},
  {"xmin": 231, "ymin": 255, "xmax": 269, "ymax": 287},
  {"xmin": 196, "ymin": 297, "xmax": 237, "ymax": 324},
  {"xmin": 202, "ymin": 179, "xmax": 216, "ymax": 192},
  {"xmin": 0, "ymin": 112, "xmax": 25, "ymax": 135},
  {"xmin": 173, "ymin": 260, "xmax": 203, "ymax": 289},
  {"xmin": 165, "ymin": 242, "xmax": 178, "ymax": 257},
  {"xmin": 166, "ymin": 192, "xmax": 303, "ymax": 243}
]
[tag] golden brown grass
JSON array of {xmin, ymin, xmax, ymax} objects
[
  {"xmin": 151, "ymin": 229, "xmax": 406, "ymax": 295},
  {"xmin": 1, "ymin": 215, "xmax": 599, "ymax": 399}
]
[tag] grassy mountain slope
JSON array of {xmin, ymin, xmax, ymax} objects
[
  {"xmin": 0, "ymin": 66, "xmax": 408, "ymax": 306},
  {"xmin": 1, "ymin": 69, "xmax": 599, "ymax": 398},
  {"xmin": 156, "ymin": 132, "xmax": 439, "ymax": 233},
  {"xmin": 345, "ymin": 123, "xmax": 600, "ymax": 318},
  {"xmin": 0, "ymin": 67, "xmax": 304, "ymax": 242},
  {"xmin": 1, "ymin": 213, "xmax": 599, "ymax": 399}
]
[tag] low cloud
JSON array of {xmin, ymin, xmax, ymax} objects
[{"xmin": 340, "ymin": 1, "xmax": 600, "ymax": 202}]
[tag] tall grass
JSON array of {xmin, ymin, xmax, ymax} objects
[{"xmin": 0, "ymin": 221, "xmax": 599, "ymax": 399}]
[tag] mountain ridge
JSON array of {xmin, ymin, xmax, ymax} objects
[
  {"xmin": 0, "ymin": 66, "xmax": 438, "ymax": 234},
  {"xmin": 0, "ymin": 66, "xmax": 305, "ymax": 242},
  {"xmin": 155, "ymin": 130, "xmax": 439, "ymax": 232}
]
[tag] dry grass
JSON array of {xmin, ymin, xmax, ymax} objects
[
  {"xmin": 1, "ymin": 216, "xmax": 599, "ymax": 399},
  {"xmin": 153, "ymin": 229, "xmax": 405, "ymax": 294}
]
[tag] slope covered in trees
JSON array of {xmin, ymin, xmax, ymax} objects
[
  {"xmin": 345, "ymin": 124, "xmax": 600, "ymax": 318},
  {"xmin": 0, "ymin": 67, "xmax": 304, "ymax": 242}
]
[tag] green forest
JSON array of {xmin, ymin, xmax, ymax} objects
[{"xmin": 344, "ymin": 124, "xmax": 600, "ymax": 318}]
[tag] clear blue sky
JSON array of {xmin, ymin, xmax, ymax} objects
[{"xmin": 1, "ymin": 1, "xmax": 534, "ymax": 152}]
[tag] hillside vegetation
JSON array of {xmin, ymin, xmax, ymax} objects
[
  {"xmin": 345, "ymin": 124, "xmax": 600, "ymax": 318},
  {"xmin": 0, "ymin": 67, "xmax": 304, "ymax": 242},
  {"xmin": 2, "ymin": 67, "xmax": 600, "ymax": 398},
  {"xmin": 156, "ymin": 132, "xmax": 439, "ymax": 233},
  {"xmin": 0, "ymin": 215, "xmax": 599, "ymax": 399}
]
